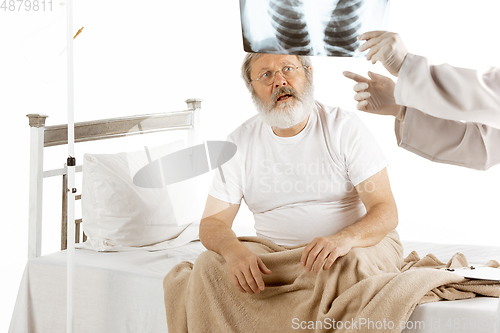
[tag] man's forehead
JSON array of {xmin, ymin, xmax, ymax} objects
[{"xmin": 252, "ymin": 54, "xmax": 301, "ymax": 72}]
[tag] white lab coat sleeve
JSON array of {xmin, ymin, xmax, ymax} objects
[
  {"xmin": 395, "ymin": 106, "xmax": 500, "ymax": 170},
  {"xmin": 394, "ymin": 53, "xmax": 500, "ymax": 130}
]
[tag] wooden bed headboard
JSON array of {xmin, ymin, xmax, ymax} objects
[{"xmin": 26, "ymin": 98, "xmax": 203, "ymax": 259}]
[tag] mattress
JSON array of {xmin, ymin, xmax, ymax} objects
[
  {"xmin": 9, "ymin": 240, "xmax": 500, "ymax": 333},
  {"xmin": 402, "ymin": 241, "xmax": 500, "ymax": 333},
  {"xmin": 9, "ymin": 242, "xmax": 207, "ymax": 333}
]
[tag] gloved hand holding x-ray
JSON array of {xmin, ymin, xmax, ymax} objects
[{"xmin": 358, "ymin": 31, "xmax": 409, "ymax": 76}]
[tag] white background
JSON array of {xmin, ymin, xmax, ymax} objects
[{"xmin": 1, "ymin": 0, "xmax": 500, "ymax": 330}]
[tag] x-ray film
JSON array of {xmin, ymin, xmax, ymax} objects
[{"xmin": 240, "ymin": 0, "xmax": 390, "ymax": 57}]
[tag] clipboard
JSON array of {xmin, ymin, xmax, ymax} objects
[{"xmin": 446, "ymin": 266, "xmax": 500, "ymax": 281}]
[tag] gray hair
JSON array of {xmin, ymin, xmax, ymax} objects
[{"xmin": 241, "ymin": 53, "xmax": 313, "ymax": 92}]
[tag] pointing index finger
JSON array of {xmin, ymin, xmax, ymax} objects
[{"xmin": 343, "ymin": 71, "xmax": 369, "ymax": 84}]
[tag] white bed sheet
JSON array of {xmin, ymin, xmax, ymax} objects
[
  {"xmin": 9, "ymin": 240, "xmax": 500, "ymax": 333},
  {"xmin": 9, "ymin": 241, "xmax": 206, "ymax": 333}
]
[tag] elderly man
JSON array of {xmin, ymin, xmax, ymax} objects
[
  {"xmin": 163, "ymin": 53, "xmax": 403, "ymax": 332},
  {"xmin": 200, "ymin": 53, "xmax": 399, "ymax": 293}
]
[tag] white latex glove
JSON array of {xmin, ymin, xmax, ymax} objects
[
  {"xmin": 343, "ymin": 71, "xmax": 401, "ymax": 116},
  {"xmin": 358, "ymin": 31, "xmax": 408, "ymax": 77}
]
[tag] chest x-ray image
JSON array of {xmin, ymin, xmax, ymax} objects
[{"xmin": 240, "ymin": 0, "xmax": 390, "ymax": 56}]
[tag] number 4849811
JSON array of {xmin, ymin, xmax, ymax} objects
[{"xmin": 1, "ymin": 0, "xmax": 52, "ymax": 11}]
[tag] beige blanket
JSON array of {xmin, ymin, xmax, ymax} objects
[{"xmin": 163, "ymin": 232, "xmax": 499, "ymax": 333}]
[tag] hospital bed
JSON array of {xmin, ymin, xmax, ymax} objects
[{"xmin": 9, "ymin": 99, "xmax": 500, "ymax": 332}]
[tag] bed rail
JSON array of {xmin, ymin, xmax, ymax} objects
[{"xmin": 26, "ymin": 98, "xmax": 203, "ymax": 259}]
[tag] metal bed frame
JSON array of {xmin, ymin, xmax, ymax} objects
[
  {"xmin": 26, "ymin": 98, "xmax": 202, "ymax": 259},
  {"xmin": 22, "ymin": 98, "xmax": 500, "ymax": 332}
]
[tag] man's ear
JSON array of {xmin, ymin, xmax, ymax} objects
[{"xmin": 308, "ymin": 66, "xmax": 313, "ymax": 79}]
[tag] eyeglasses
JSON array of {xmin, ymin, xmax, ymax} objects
[{"xmin": 251, "ymin": 65, "xmax": 306, "ymax": 86}]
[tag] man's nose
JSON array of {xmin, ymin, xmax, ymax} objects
[{"xmin": 274, "ymin": 71, "xmax": 287, "ymax": 87}]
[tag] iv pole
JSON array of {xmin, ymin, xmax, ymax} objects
[{"xmin": 65, "ymin": 0, "xmax": 76, "ymax": 331}]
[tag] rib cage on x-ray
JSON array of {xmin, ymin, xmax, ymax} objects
[
  {"xmin": 267, "ymin": 0, "xmax": 312, "ymax": 55},
  {"xmin": 240, "ymin": 0, "xmax": 389, "ymax": 57},
  {"xmin": 324, "ymin": 0, "xmax": 364, "ymax": 56},
  {"xmin": 267, "ymin": 0, "xmax": 363, "ymax": 56}
]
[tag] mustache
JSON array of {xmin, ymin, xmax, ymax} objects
[{"xmin": 270, "ymin": 86, "xmax": 301, "ymax": 107}]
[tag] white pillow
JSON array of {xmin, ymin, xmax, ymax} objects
[{"xmin": 81, "ymin": 140, "xmax": 201, "ymax": 251}]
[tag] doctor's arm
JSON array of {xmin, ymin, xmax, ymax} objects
[
  {"xmin": 199, "ymin": 195, "xmax": 271, "ymax": 295},
  {"xmin": 301, "ymin": 168, "xmax": 398, "ymax": 273},
  {"xmin": 344, "ymin": 71, "xmax": 500, "ymax": 170},
  {"xmin": 359, "ymin": 31, "xmax": 500, "ymax": 129},
  {"xmin": 395, "ymin": 53, "xmax": 500, "ymax": 129},
  {"xmin": 396, "ymin": 107, "xmax": 500, "ymax": 170}
]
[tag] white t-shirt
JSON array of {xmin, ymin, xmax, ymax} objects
[{"xmin": 209, "ymin": 102, "xmax": 388, "ymax": 246}]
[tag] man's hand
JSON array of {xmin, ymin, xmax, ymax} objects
[
  {"xmin": 300, "ymin": 236, "xmax": 352, "ymax": 274},
  {"xmin": 358, "ymin": 31, "xmax": 408, "ymax": 77},
  {"xmin": 225, "ymin": 246, "xmax": 272, "ymax": 294},
  {"xmin": 343, "ymin": 71, "xmax": 401, "ymax": 117},
  {"xmin": 200, "ymin": 195, "xmax": 271, "ymax": 295}
]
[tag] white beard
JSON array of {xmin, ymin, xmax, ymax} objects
[{"xmin": 252, "ymin": 80, "xmax": 315, "ymax": 129}]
